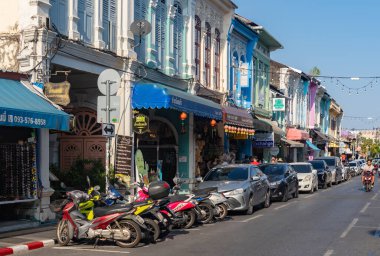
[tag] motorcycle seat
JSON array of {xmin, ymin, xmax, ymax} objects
[
  {"xmin": 169, "ymin": 195, "xmax": 189, "ymax": 202},
  {"xmin": 93, "ymin": 204, "xmax": 134, "ymax": 217},
  {"xmin": 156, "ymin": 198, "xmax": 170, "ymax": 207},
  {"xmin": 132, "ymin": 200, "xmax": 151, "ymax": 206}
]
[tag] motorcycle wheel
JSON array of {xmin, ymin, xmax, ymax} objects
[
  {"xmin": 114, "ymin": 220, "xmax": 142, "ymax": 248},
  {"xmin": 215, "ymin": 204, "xmax": 228, "ymax": 220},
  {"xmin": 182, "ymin": 209, "xmax": 196, "ymax": 229},
  {"xmin": 366, "ymin": 183, "xmax": 371, "ymax": 192},
  {"xmin": 199, "ymin": 203, "xmax": 214, "ymax": 224},
  {"xmin": 143, "ymin": 218, "xmax": 160, "ymax": 243},
  {"xmin": 157, "ymin": 215, "xmax": 172, "ymax": 239},
  {"xmin": 56, "ymin": 220, "xmax": 72, "ymax": 246}
]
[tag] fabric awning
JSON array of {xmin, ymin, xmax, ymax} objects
[
  {"xmin": 287, "ymin": 128, "xmax": 309, "ymax": 141},
  {"xmin": 306, "ymin": 140, "xmax": 320, "ymax": 151},
  {"xmin": 132, "ymin": 83, "xmax": 222, "ymax": 120},
  {"xmin": 281, "ymin": 138, "xmax": 304, "ymax": 148},
  {"xmin": 253, "ymin": 115, "xmax": 285, "ymax": 136},
  {"xmin": 0, "ymin": 78, "xmax": 70, "ymax": 131},
  {"xmin": 312, "ymin": 129, "xmax": 330, "ymax": 142},
  {"xmin": 222, "ymin": 106, "xmax": 253, "ymax": 128}
]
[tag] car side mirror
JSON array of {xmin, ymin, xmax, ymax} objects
[{"xmin": 251, "ymin": 176, "xmax": 260, "ymax": 182}]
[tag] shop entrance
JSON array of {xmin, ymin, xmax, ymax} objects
[
  {"xmin": 135, "ymin": 119, "xmax": 178, "ymax": 186},
  {"xmin": 60, "ymin": 109, "xmax": 106, "ymax": 171}
]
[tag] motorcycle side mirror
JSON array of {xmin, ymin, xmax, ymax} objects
[
  {"xmin": 86, "ymin": 176, "xmax": 91, "ymax": 187},
  {"xmin": 196, "ymin": 177, "xmax": 203, "ymax": 183},
  {"xmin": 94, "ymin": 185, "xmax": 100, "ymax": 191},
  {"xmin": 251, "ymin": 176, "xmax": 260, "ymax": 182},
  {"xmin": 173, "ymin": 177, "xmax": 181, "ymax": 185}
]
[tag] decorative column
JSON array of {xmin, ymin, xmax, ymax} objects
[
  {"xmin": 118, "ymin": 0, "xmax": 135, "ymax": 58},
  {"xmin": 146, "ymin": 0, "xmax": 158, "ymax": 67},
  {"xmin": 164, "ymin": 4, "xmax": 176, "ymax": 76},
  {"xmin": 182, "ymin": 15, "xmax": 191, "ymax": 77},
  {"xmin": 94, "ymin": 0, "xmax": 105, "ymax": 48}
]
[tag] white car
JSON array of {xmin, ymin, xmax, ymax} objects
[
  {"xmin": 290, "ymin": 163, "xmax": 318, "ymax": 193},
  {"xmin": 348, "ymin": 161, "xmax": 361, "ymax": 175}
]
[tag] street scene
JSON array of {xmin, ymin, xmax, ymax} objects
[{"xmin": 0, "ymin": 0, "xmax": 380, "ymax": 255}]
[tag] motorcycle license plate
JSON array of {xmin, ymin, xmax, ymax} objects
[{"xmin": 135, "ymin": 215, "xmax": 145, "ymax": 224}]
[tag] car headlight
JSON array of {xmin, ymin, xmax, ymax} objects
[
  {"xmin": 270, "ymin": 181, "xmax": 282, "ymax": 186},
  {"xmin": 304, "ymin": 175, "xmax": 311, "ymax": 182},
  {"xmin": 223, "ymin": 188, "xmax": 244, "ymax": 197}
]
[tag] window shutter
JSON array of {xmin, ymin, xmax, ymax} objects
[
  {"xmin": 85, "ymin": 0, "xmax": 94, "ymax": 42},
  {"xmin": 110, "ymin": 0, "xmax": 117, "ymax": 50},
  {"xmin": 103, "ymin": 0, "xmax": 110, "ymax": 47},
  {"xmin": 49, "ymin": 0, "xmax": 68, "ymax": 35},
  {"xmin": 78, "ymin": 0, "xmax": 85, "ymax": 39}
]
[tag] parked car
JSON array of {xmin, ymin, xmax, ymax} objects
[
  {"xmin": 358, "ymin": 159, "xmax": 365, "ymax": 172},
  {"xmin": 308, "ymin": 160, "xmax": 333, "ymax": 189},
  {"xmin": 349, "ymin": 161, "xmax": 361, "ymax": 176},
  {"xmin": 315, "ymin": 157, "xmax": 343, "ymax": 185},
  {"xmin": 290, "ymin": 163, "xmax": 318, "ymax": 193},
  {"xmin": 258, "ymin": 163, "xmax": 299, "ymax": 202},
  {"xmin": 199, "ymin": 164, "xmax": 271, "ymax": 215}
]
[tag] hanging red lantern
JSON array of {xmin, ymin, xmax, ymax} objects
[
  {"xmin": 224, "ymin": 125, "xmax": 229, "ymax": 133},
  {"xmin": 180, "ymin": 112, "xmax": 187, "ymax": 134},
  {"xmin": 210, "ymin": 119, "xmax": 217, "ymax": 127}
]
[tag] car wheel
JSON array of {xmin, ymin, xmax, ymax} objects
[
  {"xmin": 316, "ymin": 183, "xmax": 319, "ymax": 191},
  {"xmin": 310, "ymin": 186, "xmax": 314, "ymax": 194},
  {"xmin": 293, "ymin": 186, "xmax": 299, "ymax": 198},
  {"xmin": 322, "ymin": 179, "xmax": 327, "ymax": 189},
  {"xmin": 329, "ymin": 180, "xmax": 332, "ymax": 187},
  {"xmin": 281, "ymin": 187, "xmax": 289, "ymax": 202},
  {"xmin": 245, "ymin": 195, "xmax": 254, "ymax": 215},
  {"xmin": 263, "ymin": 190, "xmax": 271, "ymax": 208}
]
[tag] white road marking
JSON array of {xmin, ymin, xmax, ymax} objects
[
  {"xmin": 242, "ymin": 214, "xmax": 263, "ymax": 223},
  {"xmin": 274, "ymin": 203, "xmax": 291, "ymax": 210},
  {"xmin": 304, "ymin": 194, "xmax": 317, "ymax": 199},
  {"xmin": 53, "ymin": 247, "xmax": 130, "ymax": 254},
  {"xmin": 323, "ymin": 249, "xmax": 334, "ymax": 256},
  {"xmin": 371, "ymin": 193, "xmax": 379, "ymax": 200},
  {"xmin": 340, "ymin": 218, "xmax": 359, "ymax": 238},
  {"xmin": 360, "ymin": 202, "xmax": 371, "ymax": 213}
]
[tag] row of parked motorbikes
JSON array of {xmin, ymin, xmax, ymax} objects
[{"xmin": 50, "ymin": 177, "xmax": 230, "ymax": 248}]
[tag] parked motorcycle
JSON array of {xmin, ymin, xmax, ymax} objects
[{"xmin": 54, "ymin": 190, "xmax": 144, "ymax": 248}]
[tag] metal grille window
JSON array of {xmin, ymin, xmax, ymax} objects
[
  {"xmin": 205, "ymin": 22, "xmax": 211, "ymax": 87},
  {"xmin": 155, "ymin": 0, "xmax": 166, "ymax": 68},
  {"xmin": 214, "ymin": 29, "xmax": 221, "ymax": 90},
  {"xmin": 194, "ymin": 16, "xmax": 201, "ymax": 82},
  {"xmin": 173, "ymin": 2, "xmax": 183, "ymax": 74}
]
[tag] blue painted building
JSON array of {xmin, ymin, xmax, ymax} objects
[{"xmin": 223, "ymin": 15, "xmax": 259, "ymax": 160}]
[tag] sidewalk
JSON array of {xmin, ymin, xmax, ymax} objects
[{"xmin": 0, "ymin": 224, "xmax": 56, "ymax": 255}]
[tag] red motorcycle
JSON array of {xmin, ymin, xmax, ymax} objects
[
  {"xmin": 55, "ymin": 190, "xmax": 145, "ymax": 248},
  {"xmin": 135, "ymin": 184, "xmax": 197, "ymax": 229},
  {"xmin": 363, "ymin": 171, "xmax": 374, "ymax": 192}
]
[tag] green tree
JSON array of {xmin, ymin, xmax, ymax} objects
[{"xmin": 309, "ymin": 66, "xmax": 321, "ymax": 76}]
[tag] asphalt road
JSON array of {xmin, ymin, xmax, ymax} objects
[{"xmin": 21, "ymin": 176, "xmax": 380, "ymax": 256}]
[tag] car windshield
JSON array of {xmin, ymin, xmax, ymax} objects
[
  {"xmin": 291, "ymin": 165, "xmax": 312, "ymax": 173},
  {"xmin": 204, "ymin": 167, "xmax": 248, "ymax": 181},
  {"xmin": 317, "ymin": 158, "xmax": 335, "ymax": 166},
  {"xmin": 309, "ymin": 161, "xmax": 324, "ymax": 169},
  {"xmin": 259, "ymin": 165, "xmax": 286, "ymax": 176},
  {"xmin": 349, "ymin": 162, "xmax": 357, "ymax": 167}
]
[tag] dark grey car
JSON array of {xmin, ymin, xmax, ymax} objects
[
  {"xmin": 198, "ymin": 164, "xmax": 271, "ymax": 215},
  {"xmin": 315, "ymin": 157, "xmax": 343, "ymax": 184}
]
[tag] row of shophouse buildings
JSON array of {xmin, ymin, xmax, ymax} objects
[{"xmin": 0, "ymin": 0, "xmax": 344, "ymax": 230}]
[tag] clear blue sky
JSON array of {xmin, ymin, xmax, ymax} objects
[{"xmin": 234, "ymin": 0, "xmax": 380, "ymax": 130}]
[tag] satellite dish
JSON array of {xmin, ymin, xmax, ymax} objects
[
  {"xmin": 130, "ymin": 20, "xmax": 152, "ymax": 37},
  {"xmin": 130, "ymin": 20, "xmax": 152, "ymax": 48}
]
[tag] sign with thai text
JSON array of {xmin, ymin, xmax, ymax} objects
[{"xmin": 44, "ymin": 81, "xmax": 71, "ymax": 106}]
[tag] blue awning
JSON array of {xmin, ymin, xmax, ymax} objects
[
  {"xmin": 0, "ymin": 78, "xmax": 70, "ymax": 131},
  {"xmin": 306, "ymin": 140, "xmax": 320, "ymax": 151},
  {"xmin": 132, "ymin": 84, "xmax": 222, "ymax": 120}
]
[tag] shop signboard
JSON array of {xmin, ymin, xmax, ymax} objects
[
  {"xmin": 133, "ymin": 114, "xmax": 149, "ymax": 134},
  {"xmin": 273, "ymin": 98, "xmax": 285, "ymax": 112},
  {"xmin": 240, "ymin": 63, "xmax": 249, "ymax": 87},
  {"xmin": 253, "ymin": 132, "xmax": 274, "ymax": 148},
  {"xmin": 115, "ymin": 135, "xmax": 132, "ymax": 176},
  {"xmin": 44, "ymin": 81, "xmax": 71, "ymax": 106}
]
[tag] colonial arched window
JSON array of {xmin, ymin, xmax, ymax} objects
[
  {"xmin": 205, "ymin": 22, "xmax": 211, "ymax": 87},
  {"xmin": 194, "ymin": 15, "xmax": 201, "ymax": 82},
  {"xmin": 173, "ymin": 2, "xmax": 183, "ymax": 74},
  {"xmin": 214, "ymin": 29, "xmax": 220, "ymax": 90},
  {"xmin": 155, "ymin": 0, "xmax": 166, "ymax": 68}
]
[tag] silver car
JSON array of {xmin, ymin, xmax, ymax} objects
[{"xmin": 198, "ymin": 164, "xmax": 270, "ymax": 215}]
